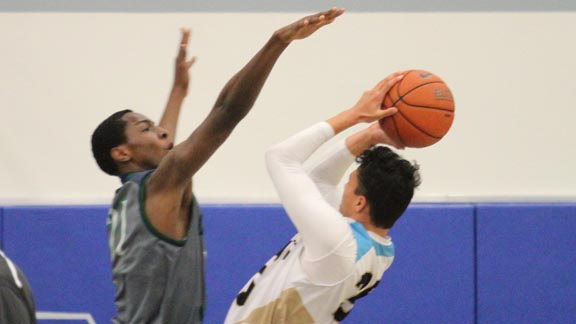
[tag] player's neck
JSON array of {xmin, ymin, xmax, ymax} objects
[
  {"xmin": 362, "ymin": 221, "xmax": 389, "ymax": 237},
  {"xmin": 354, "ymin": 211, "xmax": 389, "ymax": 237},
  {"xmin": 118, "ymin": 162, "xmax": 151, "ymax": 175}
]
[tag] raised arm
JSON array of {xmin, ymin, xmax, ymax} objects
[
  {"xmin": 157, "ymin": 8, "xmax": 345, "ymax": 188},
  {"xmin": 305, "ymin": 140, "xmax": 355, "ymax": 208},
  {"xmin": 266, "ymin": 72, "xmax": 404, "ymax": 262},
  {"xmin": 306, "ymin": 117, "xmax": 406, "ymax": 208},
  {"xmin": 266, "ymin": 122, "xmax": 348, "ymax": 261},
  {"xmin": 213, "ymin": 8, "xmax": 345, "ymax": 120},
  {"xmin": 159, "ymin": 29, "xmax": 197, "ymax": 144}
]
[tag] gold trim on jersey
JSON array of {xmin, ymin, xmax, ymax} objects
[{"xmin": 236, "ymin": 288, "xmax": 315, "ymax": 324}]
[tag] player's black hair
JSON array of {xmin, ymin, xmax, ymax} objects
[
  {"xmin": 355, "ymin": 146, "xmax": 421, "ymax": 229},
  {"xmin": 91, "ymin": 109, "xmax": 133, "ymax": 176}
]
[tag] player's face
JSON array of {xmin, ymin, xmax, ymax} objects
[
  {"xmin": 121, "ymin": 112, "xmax": 173, "ymax": 169},
  {"xmin": 340, "ymin": 169, "xmax": 361, "ymax": 218}
]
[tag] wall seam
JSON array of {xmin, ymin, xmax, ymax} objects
[{"xmin": 473, "ymin": 204, "xmax": 478, "ymax": 324}]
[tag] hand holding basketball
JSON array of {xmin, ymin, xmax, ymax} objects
[
  {"xmin": 326, "ymin": 71, "xmax": 404, "ymax": 135},
  {"xmin": 380, "ymin": 70, "xmax": 455, "ymax": 148},
  {"xmin": 349, "ymin": 71, "xmax": 405, "ymax": 123},
  {"xmin": 368, "ymin": 122, "xmax": 405, "ymax": 150}
]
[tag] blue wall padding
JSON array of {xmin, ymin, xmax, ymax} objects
[
  {"xmin": 2, "ymin": 206, "xmax": 115, "ymax": 324},
  {"xmin": 346, "ymin": 204, "xmax": 475, "ymax": 324},
  {"xmin": 1, "ymin": 203, "xmax": 574, "ymax": 324},
  {"xmin": 476, "ymin": 203, "xmax": 576, "ymax": 324}
]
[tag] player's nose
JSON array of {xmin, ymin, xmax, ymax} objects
[{"xmin": 157, "ymin": 127, "xmax": 169, "ymax": 139}]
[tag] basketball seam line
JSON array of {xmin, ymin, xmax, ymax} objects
[
  {"xmin": 400, "ymin": 101, "xmax": 454, "ymax": 112},
  {"xmin": 392, "ymin": 81, "xmax": 446, "ymax": 107},
  {"xmin": 390, "ymin": 115, "xmax": 406, "ymax": 147},
  {"xmin": 392, "ymin": 70, "xmax": 409, "ymax": 105},
  {"xmin": 395, "ymin": 110, "xmax": 442, "ymax": 139}
]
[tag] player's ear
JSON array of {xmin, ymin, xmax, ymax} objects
[
  {"xmin": 111, "ymin": 145, "xmax": 131, "ymax": 163},
  {"xmin": 354, "ymin": 195, "xmax": 368, "ymax": 213}
]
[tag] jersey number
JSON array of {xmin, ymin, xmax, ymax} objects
[
  {"xmin": 235, "ymin": 239, "xmax": 296, "ymax": 306},
  {"xmin": 333, "ymin": 273, "xmax": 380, "ymax": 322}
]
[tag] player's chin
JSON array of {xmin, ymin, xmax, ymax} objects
[{"xmin": 157, "ymin": 149, "xmax": 171, "ymax": 162}]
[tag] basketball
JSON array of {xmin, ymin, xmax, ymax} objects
[{"xmin": 380, "ymin": 70, "xmax": 455, "ymax": 148}]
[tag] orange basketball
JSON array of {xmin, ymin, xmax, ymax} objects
[{"xmin": 380, "ymin": 70, "xmax": 455, "ymax": 148}]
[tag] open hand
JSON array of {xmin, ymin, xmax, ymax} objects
[
  {"xmin": 174, "ymin": 28, "xmax": 197, "ymax": 91},
  {"xmin": 274, "ymin": 7, "xmax": 345, "ymax": 43},
  {"xmin": 350, "ymin": 71, "xmax": 405, "ymax": 123}
]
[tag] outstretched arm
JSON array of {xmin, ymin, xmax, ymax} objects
[
  {"xmin": 157, "ymin": 8, "xmax": 345, "ymax": 187},
  {"xmin": 213, "ymin": 8, "xmax": 344, "ymax": 116},
  {"xmin": 159, "ymin": 29, "xmax": 197, "ymax": 144},
  {"xmin": 144, "ymin": 9, "xmax": 344, "ymax": 241}
]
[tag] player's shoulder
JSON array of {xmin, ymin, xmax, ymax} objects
[{"xmin": 348, "ymin": 221, "xmax": 394, "ymax": 261}]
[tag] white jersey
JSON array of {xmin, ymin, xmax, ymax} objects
[{"xmin": 225, "ymin": 122, "xmax": 394, "ymax": 324}]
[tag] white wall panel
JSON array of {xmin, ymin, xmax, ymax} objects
[{"xmin": 0, "ymin": 12, "xmax": 574, "ymax": 203}]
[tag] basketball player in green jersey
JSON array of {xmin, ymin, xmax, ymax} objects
[{"xmin": 91, "ymin": 8, "xmax": 344, "ymax": 324}]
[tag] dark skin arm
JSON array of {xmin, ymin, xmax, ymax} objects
[
  {"xmin": 159, "ymin": 29, "xmax": 196, "ymax": 144},
  {"xmin": 147, "ymin": 8, "xmax": 345, "ymax": 240}
]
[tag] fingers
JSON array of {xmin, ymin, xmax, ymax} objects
[
  {"xmin": 361, "ymin": 73, "xmax": 404, "ymax": 112},
  {"xmin": 180, "ymin": 28, "xmax": 191, "ymax": 47},
  {"xmin": 177, "ymin": 28, "xmax": 197, "ymax": 69},
  {"xmin": 379, "ymin": 107, "xmax": 398, "ymax": 119},
  {"xmin": 177, "ymin": 28, "xmax": 191, "ymax": 61},
  {"xmin": 298, "ymin": 7, "xmax": 344, "ymax": 30},
  {"xmin": 186, "ymin": 56, "xmax": 197, "ymax": 69},
  {"xmin": 275, "ymin": 7, "xmax": 344, "ymax": 43},
  {"xmin": 375, "ymin": 71, "xmax": 405, "ymax": 92},
  {"xmin": 318, "ymin": 7, "xmax": 345, "ymax": 20},
  {"xmin": 306, "ymin": 7, "xmax": 345, "ymax": 28}
]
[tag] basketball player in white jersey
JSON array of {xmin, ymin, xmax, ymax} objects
[{"xmin": 225, "ymin": 72, "xmax": 421, "ymax": 323}]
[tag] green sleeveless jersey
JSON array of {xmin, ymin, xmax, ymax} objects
[{"xmin": 108, "ymin": 170, "xmax": 205, "ymax": 324}]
